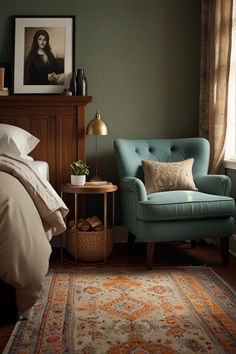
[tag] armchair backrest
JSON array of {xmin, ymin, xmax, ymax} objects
[{"xmin": 114, "ymin": 137, "xmax": 210, "ymax": 182}]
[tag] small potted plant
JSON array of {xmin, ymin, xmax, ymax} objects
[{"xmin": 68, "ymin": 160, "xmax": 89, "ymax": 186}]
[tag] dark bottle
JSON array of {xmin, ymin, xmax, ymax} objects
[
  {"xmin": 76, "ymin": 68, "xmax": 88, "ymax": 96},
  {"xmin": 69, "ymin": 72, "xmax": 77, "ymax": 95}
]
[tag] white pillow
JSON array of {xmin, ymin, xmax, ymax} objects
[
  {"xmin": 0, "ymin": 124, "xmax": 39, "ymax": 156},
  {"xmin": 19, "ymin": 154, "xmax": 34, "ymax": 161}
]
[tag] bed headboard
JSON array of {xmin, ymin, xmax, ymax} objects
[{"xmin": 0, "ymin": 95, "xmax": 92, "ymax": 194}]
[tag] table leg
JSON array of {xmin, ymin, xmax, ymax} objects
[
  {"xmin": 112, "ymin": 191, "xmax": 115, "ymax": 228},
  {"xmin": 112, "ymin": 191, "xmax": 115, "ymax": 255},
  {"xmin": 74, "ymin": 193, "xmax": 78, "ymax": 264},
  {"xmin": 60, "ymin": 190, "xmax": 64, "ymax": 262},
  {"xmin": 104, "ymin": 192, "xmax": 107, "ymax": 263}
]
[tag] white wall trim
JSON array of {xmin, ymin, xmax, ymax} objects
[{"xmin": 224, "ymin": 158, "xmax": 236, "ymax": 170}]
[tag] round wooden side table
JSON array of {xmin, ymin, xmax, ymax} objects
[{"xmin": 61, "ymin": 183, "xmax": 118, "ymax": 263}]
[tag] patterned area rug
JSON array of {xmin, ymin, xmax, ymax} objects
[{"xmin": 3, "ymin": 266, "xmax": 236, "ymax": 353}]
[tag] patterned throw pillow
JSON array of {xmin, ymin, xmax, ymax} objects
[{"xmin": 141, "ymin": 158, "xmax": 198, "ymax": 194}]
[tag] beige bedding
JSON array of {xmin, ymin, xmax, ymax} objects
[{"xmin": 0, "ymin": 154, "xmax": 69, "ymax": 317}]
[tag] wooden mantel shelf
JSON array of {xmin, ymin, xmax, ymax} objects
[
  {"xmin": 0, "ymin": 95, "xmax": 92, "ymax": 106},
  {"xmin": 0, "ymin": 95, "xmax": 92, "ymax": 194}
]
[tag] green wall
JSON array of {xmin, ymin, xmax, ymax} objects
[{"xmin": 0, "ymin": 0, "xmax": 201, "ymax": 183}]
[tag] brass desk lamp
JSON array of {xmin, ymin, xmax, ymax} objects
[{"xmin": 86, "ymin": 110, "xmax": 108, "ymax": 181}]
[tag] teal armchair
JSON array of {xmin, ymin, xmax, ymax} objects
[{"xmin": 114, "ymin": 138, "xmax": 236, "ymax": 269}]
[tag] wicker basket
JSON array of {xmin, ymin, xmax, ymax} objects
[{"xmin": 66, "ymin": 228, "xmax": 114, "ymax": 262}]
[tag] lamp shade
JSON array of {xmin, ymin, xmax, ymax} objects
[{"xmin": 86, "ymin": 110, "xmax": 108, "ymax": 136}]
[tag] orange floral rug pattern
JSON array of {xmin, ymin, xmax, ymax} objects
[{"xmin": 3, "ymin": 267, "xmax": 236, "ymax": 353}]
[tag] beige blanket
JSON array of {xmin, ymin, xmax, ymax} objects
[
  {"xmin": 0, "ymin": 154, "xmax": 69, "ymax": 317},
  {"xmin": 0, "ymin": 153, "xmax": 68, "ymax": 238}
]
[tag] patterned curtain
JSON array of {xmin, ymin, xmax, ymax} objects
[{"xmin": 199, "ymin": 0, "xmax": 233, "ymax": 173}]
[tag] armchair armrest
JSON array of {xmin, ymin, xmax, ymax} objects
[
  {"xmin": 121, "ymin": 177, "xmax": 148, "ymax": 201},
  {"xmin": 120, "ymin": 177, "xmax": 147, "ymax": 235},
  {"xmin": 195, "ymin": 175, "xmax": 231, "ymax": 196}
]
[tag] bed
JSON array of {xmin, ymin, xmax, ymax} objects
[{"xmin": 0, "ymin": 124, "xmax": 69, "ymax": 323}]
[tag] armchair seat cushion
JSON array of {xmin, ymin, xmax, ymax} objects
[{"xmin": 137, "ymin": 190, "xmax": 235, "ymax": 221}]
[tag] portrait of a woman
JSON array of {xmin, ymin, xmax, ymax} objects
[{"xmin": 24, "ymin": 29, "xmax": 64, "ymax": 85}]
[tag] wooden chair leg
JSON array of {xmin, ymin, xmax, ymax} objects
[
  {"xmin": 146, "ymin": 241, "xmax": 155, "ymax": 270},
  {"xmin": 220, "ymin": 237, "xmax": 229, "ymax": 264}
]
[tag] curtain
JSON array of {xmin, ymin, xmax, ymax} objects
[{"xmin": 199, "ymin": 0, "xmax": 233, "ymax": 173}]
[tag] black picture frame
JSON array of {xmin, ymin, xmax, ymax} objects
[{"xmin": 13, "ymin": 16, "xmax": 75, "ymax": 94}]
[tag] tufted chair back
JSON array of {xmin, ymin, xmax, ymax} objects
[{"xmin": 114, "ymin": 137, "xmax": 210, "ymax": 183}]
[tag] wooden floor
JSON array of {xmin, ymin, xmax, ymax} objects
[{"xmin": 1, "ymin": 241, "xmax": 236, "ymax": 352}]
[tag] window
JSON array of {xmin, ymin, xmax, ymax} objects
[{"xmin": 224, "ymin": 0, "xmax": 236, "ymax": 169}]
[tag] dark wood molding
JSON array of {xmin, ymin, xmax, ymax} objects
[{"xmin": 0, "ymin": 95, "xmax": 92, "ymax": 106}]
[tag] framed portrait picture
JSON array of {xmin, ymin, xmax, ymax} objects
[{"xmin": 13, "ymin": 16, "xmax": 75, "ymax": 94}]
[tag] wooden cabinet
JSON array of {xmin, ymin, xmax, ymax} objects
[{"xmin": 0, "ymin": 95, "xmax": 92, "ymax": 194}]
